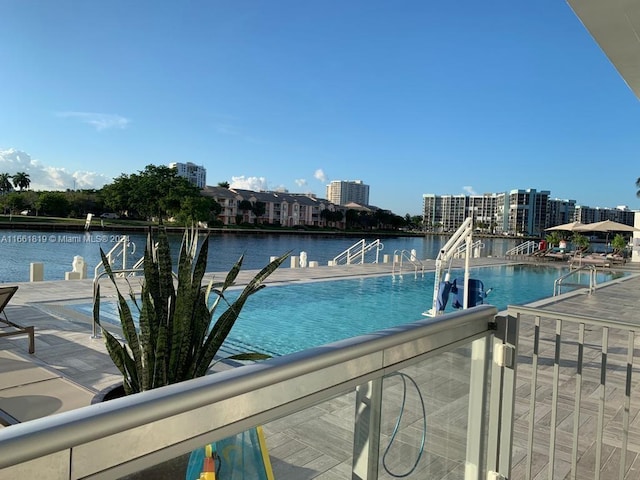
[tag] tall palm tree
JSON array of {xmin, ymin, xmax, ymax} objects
[
  {"xmin": 0, "ymin": 173, "xmax": 12, "ymax": 194},
  {"xmin": 636, "ymin": 177, "xmax": 640, "ymax": 197},
  {"xmin": 12, "ymin": 172, "xmax": 30, "ymax": 191}
]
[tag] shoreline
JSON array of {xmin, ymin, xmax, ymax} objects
[{"xmin": 0, "ymin": 218, "xmax": 536, "ymax": 241}]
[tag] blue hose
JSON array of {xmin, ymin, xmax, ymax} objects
[{"xmin": 382, "ymin": 372, "xmax": 427, "ymax": 478}]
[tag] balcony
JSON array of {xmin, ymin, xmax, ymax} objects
[{"xmin": 1, "ymin": 268, "xmax": 640, "ymax": 479}]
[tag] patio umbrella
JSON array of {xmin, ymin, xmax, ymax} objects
[
  {"xmin": 545, "ymin": 221, "xmax": 585, "ymax": 231},
  {"xmin": 573, "ymin": 220, "xmax": 639, "ymax": 233},
  {"xmin": 573, "ymin": 220, "xmax": 639, "ymax": 245}
]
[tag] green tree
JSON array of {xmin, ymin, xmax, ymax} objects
[
  {"xmin": 36, "ymin": 192, "xmax": 71, "ymax": 217},
  {"xmin": 345, "ymin": 209, "xmax": 359, "ymax": 229},
  {"xmin": 0, "ymin": 173, "xmax": 13, "ymax": 194},
  {"xmin": 238, "ymin": 200, "xmax": 253, "ymax": 224},
  {"xmin": 12, "ymin": 172, "xmax": 30, "ymax": 191},
  {"xmin": 320, "ymin": 208, "xmax": 343, "ymax": 227},
  {"xmin": 252, "ymin": 201, "xmax": 266, "ymax": 224},
  {"xmin": 67, "ymin": 189, "xmax": 102, "ymax": 218},
  {"xmin": 571, "ymin": 233, "xmax": 590, "ymax": 253},
  {"xmin": 611, "ymin": 233, "xmax": 627, "ymax": 256},
  {"xmin": 101, "ymin": 165, "xmax": 203, "ymax": 223},
  {"xmin": 545, "ymin": 231, "xmax": 562, "ymax": 248},
  {"xmin": 5, "ymin": 192, "xmax": 26, "ymax": 214},
  {"xmin": 217, "ymin": 181, "xmax": 230, "ymax": 188},
  {"xmin": 175, "ymin": 196, "xmax": 221, "ymax": 225},
  {"xmin": 636, "ymin": 177, "xmax": 640, "ymax": 197}
]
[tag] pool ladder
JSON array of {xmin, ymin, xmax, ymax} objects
[
  {"xmin": 392, "ymin": 249, "xmax": 426, "ymax": 279},
  {"xmin": 553, "ymin": 265, "xmax": 597, "ymax": 296}
]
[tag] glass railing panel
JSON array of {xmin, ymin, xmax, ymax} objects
[
  {"xmin": 378, "ymin": 345, "xmax": 482, "ymax": 479},
  {"xmin": 109, "ymin": 392, "xmax": 359, "ymax": 480},
  {"xmin": 264, "ymin": 392, "xmax": 357, "ymax": 479}
]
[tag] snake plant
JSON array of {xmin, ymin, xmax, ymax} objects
[{"xmin": 93, "ymin": 227, "xmax": 289, "ymax": 394}]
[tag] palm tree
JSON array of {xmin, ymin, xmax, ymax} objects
[
  {"xmin": 0, "ymin": 173, "xmax": 12, "ymax": 194},
  {"xmin": 12, "ymin": 172, "xmax": 31, "ymax": 191},
  {"xmin": 636, "ymin": 177, "xmax": 640, "ymax": 197}
]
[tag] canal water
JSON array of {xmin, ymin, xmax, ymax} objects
[{"xmin": 0, "ymin": 229, "xmax": 520, "ymax": 283}]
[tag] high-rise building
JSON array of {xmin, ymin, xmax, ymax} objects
[
  {"xmin": 169, "ymin": 162, "xmax": 206, "ymax": 188},
  {"xmin": 547, "ymin": 198, "xmax": 576, "ymax": 227},
  {"xmin": 326, "ymin": 180, "xmax": 370, "ymax": 206},
  {"xmin": 503, "ymin": 189, "xmax": 550, "ymax": 237},
  {"xmin": 423, "ymin": 189, "xmax": 550, "ymax": 236}
]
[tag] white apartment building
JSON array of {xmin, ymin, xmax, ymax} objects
[
  {"xmin": 169, "ymin": 162, "xmax": 206, "ymax": 188},
  {"xmin": 423, "ymin": 189, "xmax": 551, "ymax": 236},
  {"xmin": 326, "ymin": 180, "xmax": 370, "ymax": 206},
  {"xmin": 423, "ymin": 189, "xmax": 635, "ymax": 236},
  {"xmin": 202, "ymin": 186, "xmax": 345, "ymax": 228},
  {"xmin": 574, "ymin": 205, "xmax": 635, "ymax": 225},
  {"xmin": 547, "ymin": 198, "xmax": 577, "ymax": 227}
]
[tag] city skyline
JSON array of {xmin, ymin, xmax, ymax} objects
[{"xmin": 2, "ymin": 1, "xmax": 640, "ymax": 215}]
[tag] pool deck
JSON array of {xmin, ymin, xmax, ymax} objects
[{"xmin": 2, "ymin": 256, "xmax": 640, "ymax": 478}]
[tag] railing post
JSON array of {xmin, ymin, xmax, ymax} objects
[
  {"xmin": 466, "ymin": 335, "xmax": 491, "ymax": 479},
  {"xmin": 352, "ymin": 378, "xmax": 383, "ymax": 480},
  {"xmin": 487, "ymin": 314, "xmax": 519, "ymax": 479}
]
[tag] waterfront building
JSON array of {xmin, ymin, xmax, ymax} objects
[
  {"xmin": 423, "ymin": 189, "xmax": 549, "ymax": 236},
  {"xmin": 169, "ymin": 162, "xmax": 207, "ymax": 188},
  {"xmin": 422, "ymin": 188, "xmax": 636, "ymax": 236},
  {"xmin": 326, "ymin": 180, "xmax": 370, "ymax": 206},
  {"xmin": 574, "ymin": 204, "xmax": 635, "ymax": 225},
  {"xmin": 503, "ymin": 188, "xmax": 550, "ymax": 237},
  {"xmin": 467, "ymin": 193, "xmax": 501, "ymax": 233},
  {"xmin": 202, "ymin": 186, "xmax": 345, "ymax": 228},
  {"xmin": 547, "ymin": 198, "xmax": 577, "ymax": 227}
]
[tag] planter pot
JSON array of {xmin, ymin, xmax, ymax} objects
[
  {"xmin": 91, "ymin": 383, "xmax": 190, "ymax": 479},
  {"xmin": 91, "ymin": 383, "xmax": 126, "ymax": 404}
]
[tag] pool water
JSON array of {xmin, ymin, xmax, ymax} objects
[{"xmin": 84, "ymin": 264, "xmax": 626, "ymax": 356}]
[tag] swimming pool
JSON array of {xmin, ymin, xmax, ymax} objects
[{"xmin": 80, "ymin": 264, "xmax": 627, "ymax": 357}]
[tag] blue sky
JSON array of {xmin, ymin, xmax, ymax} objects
[{"xmin": 1, "ymin": 0, "xmax": 639, "ymax": 215}]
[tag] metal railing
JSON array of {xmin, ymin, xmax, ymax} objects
[
  {"xmin": 391, "ymin": 249, "xmax": 425, "ymax": 278},
  {"xmin": 93, "ymin": 236, "xmax": 137, "ymax": 279},
  {"xmin": 0, "ymin": 305, "xmax": 514, "ymax": 480},
  {"xmin": 453, "ymin": 239, "xmax": 485, "ymax": 258},
  {"xmin": 331, "ymin": 238, "xmax": 383, "ymax": 265},
  {"xmin": 507, "ymin": 305, "xmax": 639, "ymax": 480},
  {"xmin": 553, "ymin": 264, "xmax": 597, "ymax": 296},
  {"xmin": 505, "ymin": 240, "xmax": 539, "ymax": 256}
]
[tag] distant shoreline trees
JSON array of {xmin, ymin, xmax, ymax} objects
[{"xmin": 0, "ymin": 164, "xmax": 414, "ymax": 231}]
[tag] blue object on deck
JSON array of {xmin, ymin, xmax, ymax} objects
[
  {"xmin": 451, "ymin": 278, "xmax": 487, "ymax": 309},
  {"xmin": 186, "ymin": 427, "xmax": 274, "ymax": 480},
  {"xmin": 436, "ymin": 280, "xmax": 454, "ymax": 311}
]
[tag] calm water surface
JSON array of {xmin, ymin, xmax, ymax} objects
[{"xmin": 0, "ymin": 229, "xmax": 520, "ymax": 283}]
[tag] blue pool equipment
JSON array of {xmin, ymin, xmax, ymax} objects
[{"xmin": 451, "ymin": 278, "xmax": 489, "ymax": 309}]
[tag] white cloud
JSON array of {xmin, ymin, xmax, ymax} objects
[
  {"xmin": 230, "ymin": 175, "xmax": 269, "ymax": 192},
  {"xmin": 57, "ymin": 111, "xmax": 130, "ymax": 131},
  {"xmin": 294, "ymin": 178, "xmax": 307, "ymax": 187},
  {"xmin": 0, "ymin": 148, "xmax": 112, "ymax": 190},
  {"xmin": 314, "ymin": 169, "xmax": 327, "ymax": 183},
  {"xmin": 463, "ymin": 186, "xmax": 477, "ymax": 195}
]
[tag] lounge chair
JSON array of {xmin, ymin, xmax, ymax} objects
[
  {"xmin": 542, "ymin": 251, "xmax": 569, "ymax": 261},
  {"xmin": 0, "ymin": 286, "xmax": 35, "ymax": 354},
  {"xmin": 569, "ymin": 254, "xmax": 610, "ymax": 268}
]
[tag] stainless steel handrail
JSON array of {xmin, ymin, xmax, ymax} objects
[
  {"xmin": 392, "ymin": 249, "xmax": 425, "ymax": 278},
  {"xmin": 553, "ymin": 264, "xmax": 596, "ymax": 296},
  {"xmin": 332, "ymin": 238, "xmax": 383, "ymax": 265}
]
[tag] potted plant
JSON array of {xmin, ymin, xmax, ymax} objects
[
  {"xmin": 93, "ymin": 227, "xmax": 289, "ymax": 396},
  {"xmin": 611, "ymin": 233, "xmax": 628, "ymax": 261},
  {"xmin": 571, "ymin": 233, "xmax": 590, "ymax": 255}
]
